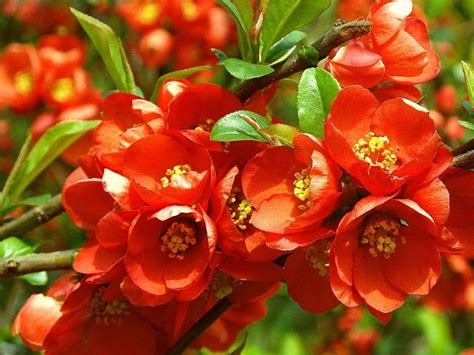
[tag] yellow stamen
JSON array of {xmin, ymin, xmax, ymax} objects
[
  {"xmin": 182, "ymin": 0, "xmax": 199, "ymax": 21},
  {"xmin": 13, "ymin": 71, "xmax": 33, "ymax": 95},
  {"xmin": 137, "ymin": 2, "xmax": 161, "ymax": 25},
  {"xmin": 90, "ymin": 286, "xmax": 130, "ymax": 326},
  {"xmin": 160, "ymin": 164, "xmax": 192, "ymax": 188},
  {"xmin": 293, "ymin": 168, "xmax": 313, "ymax": 210},
  {"xmin": 361, "ymin": 213, "xmax": 405, "ymax": 258},
  {"xmin": 209, "ymin": 272, "xmax": 242, "ymax": 299},
  {"xmin": 227, "ymin": 188, "xmax": 254, "ymax": 230},
  {"xmin": 194, "ymin": 119, "xmax": 215, "ymax": 132},
  {"xmin": 161, "ymin": 220, "xmax": 198, "ymax": 260},
  {"xmin": 305, "ymin": 240, "xmax": 330, "ymax": 277},
  {"xmin": 50, "ymin": 78, "xmax": 75, "ymax": 102},
  {"xmin": 352, "ymin": 132, "xmax": 398, "ymax": 171}
]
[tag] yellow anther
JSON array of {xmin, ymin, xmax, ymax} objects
[
  {"xmin": 209, "ymin": 272, "xmax": 242, "ymax": 299},
  {"xmin": 305, "ymin": 240, "xmax": 331, "ymax": 277},
  {"xmin": 90, "ymin": 286, "xmax": 130, "ymax": 326},
  {"xmin": 195, "ymin": 119, "xmax": 215, "ymax": 132},
  {"xmin": 137, "ymin": 2, "xmax": 161, "ymax": 25},
  {"xmin": 227, "ymin": 188, "xmax": 254, "ymax": 230},
  {"xmin": 293, "ymin": 168, "xmax": 313, "ymax": 210},
  {"xmin": 160, "ymin": 164, "xmax": 192, "ymax": 188},
  {"xmin": 352, "ymin": 132, "xmax": 398, "ymax": 171},
  {"xmin": 182, "ymin": 0, "xmax": 199, "ymax": 21},
  {"xmin": 361, "ymin": 213, "xmax": 405, "ymax": 258},
  {"xmin": 161, "ymin": 220, "xmax": 198, "ymax": 259},
  {"xmin": 50, "ymin": 78, "xmax": 75, "ymax": 102},
  {"xmin": 13, "ymin": 71, "xmax": 33, "ymax": 95}
]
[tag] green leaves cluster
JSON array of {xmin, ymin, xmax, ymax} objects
[{"xmin": 216, "ymin": 0, "xmax": 329, "ymax": 81}]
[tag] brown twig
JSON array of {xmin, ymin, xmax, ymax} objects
[
  {"xmin": 0, "ymin": 249, "xmax": 77, "ymax": 279},
  {"xmin": 233, "ymin": 19, "xmax": 372, "ymax": 101},
  {"xmin": 166, "ymin": 298, "xmax": 232, "ymax": 355},
  {"xmin": 453, "ymin": 150, "xmax": 474, "ymax": 170},
  {"xmin": 0, "ymin": 194, "xmax": 64, "ymax": 241}
]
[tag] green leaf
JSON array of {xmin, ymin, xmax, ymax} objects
[
  {"xmin": 461, "ymin": 61, "xmax": 474, "ymax": 107},
  {"xmin": 0, "ymin": 237, "xmax": 32, "ymax": 258},
  {"xmin": 266, "ymin": 30, "xmax": 307, "ymax": 64},
  {"xmin": 259, "ymin": 124, "xmax": 300, "ymax": 146},
  {"xmin": 297, "ymin": 68, "xmax": 340, "ymax": 138},
  {"xmin": 11, "ymin": 120, "xmax": 100, "ymax": 201},
  {"xmin": 20, "ymin": 194, "xmax": 53, "ymax": 207},
  {"xmin": 259, "ymin": 0, "xmax": 330, "ymax": 61},
  {"xmin": 211, "ymin": 48, "xmax": 228, "ymax": 62},
  {"xmin": 71, "ymin": 8, "xmax": 135, "ymax": 93},
  {"xmin": 211, "ymin": 110, "xmax": 271, "ymax": 142},
  {"xmin": 218, "ymin": 0, "xmax": 254, "ymax": 62},
  {"xmin": 150, "ymin": 65, "xmax": 213, "ymax": 102},
  {"xmin": 459, "ymin": 120, "xmax": 474, "ymax": 130},
  {"xmin": 0, "ymin": 237, "xmax": 48, "ymax": 286},
  {"xmin": 222, "ymin": 58, "xmax": 274, "ymax": 80}
]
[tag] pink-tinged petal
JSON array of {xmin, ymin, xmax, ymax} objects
[
  {"xmin": 353, "ymin": 249, "xmax": 405, "ymax": 313},
  {"xmin": 370, "ymin": 0, "xmax": 413, "ymax": 46},
  {"xmin": 102, "ymin": 169, "xmax": 144, "ymax": 210},
  {"xmin": 383, "ymin": 227, "xmax": 440, "ymax": 295}
]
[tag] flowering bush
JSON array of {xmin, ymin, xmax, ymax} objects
[{"xmin": 1, "ymin": 0, "xmax": 474, "ymax": 354}]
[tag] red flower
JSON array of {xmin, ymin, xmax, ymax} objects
[
  {"xmin": 138, "ymin": 29, "xmax": 174, "ymax": 68},
  {"xmin": 93, "ymin": 93, "xmax": 165, "ymax": 171},
  {"xmin": 125, "ymin": 205, "xmax": 217, "ymax": 298},
  {"xmin": 122, "ymin": 133, "xmax": 214, "ymax": 207},
  {"xmin": 117, "ymin": 0, "xmax": 165, "ymax": 32},
  {"xmin": 324, "ymin": 86, "xmax": 441, "ymax": 195},
  {"xmin": 284, "ymin": 239, "xmax": 340, "ymax": 313},
  {"xmin": 38, "ymin": 34, "xmax": 86, "ymax": 68},
  {"xmin": 241, "ymin": 134, "xmax": 342, "ymax": 247},
  {"xmin": 435, "ymin": 84, "xmax": 457, "ymax": 114},
  {"xmin": 0, "ymin": 43, "xmax": 42, "ymax": 112},
  {"xmin": 331, "ymin": 192, "xmax": 444, "ymax": 314},
  {"xmin": 328, "ymin": 0, "xmax": 440, "ymax": 88}
]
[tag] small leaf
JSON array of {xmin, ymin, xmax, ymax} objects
[
  {"xmin": 259, "ymin": 0, "xmax": 330, "ymax": 61},
  {"xmin": 11, "ymin": 120, "xmax": 100, "ymax": 201},
  {"xmin": 222, "ymin": 58, "xmax": 274, "ymax": 80},
  {"xmin": 218, "ymin": 0, "xmax": 254, "ymax": 62},
  {"xmin": 259, "ymin": 124, "xmax": 300, "ymax": 146},
  {"xmin": 0, "ymin": 237, "xmax": 32, "ymax": 258},
  {"xmin": 211, "ymin": 48, "xmax": 228, "ymax": 62},
  {"xmin": 297, "ymin": 68, "xmax": 340, "ymax": 138},
  {"xmin": 459, "ymin": 120, "xmax": 474, "ymax": 130},
  {"xmin": 20, "ymin": 272, "xmax": 48, "ymax": 286},
  {"xmin": 20, "ymin": 194, "xmax": 53, "ymax": 206},
  {"xmin": 71, "ymin": 8, "xmax": 135, "ymax": 93},
  {"xmin": 461, "ymin": 61, "xmax": 474, "ymax": 107},
  {"xmin": 231, "ymin": 333, "xmax": 248, "ymax": 355},
  {"xmin": 266, "ymin": 30, "xmax": 307, "ymax": 64},
  {"xmin": 211, "ymin": 110, "xmax": 271, "ymax": 142},
  {"xmin": 150, "ymin": 65, "xmax": 213, "ymax": 102}
]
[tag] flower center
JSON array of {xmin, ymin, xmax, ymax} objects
[
  {"xmin": 137, "ymin": 2, "xmax": 161, "ymax": 25},
  {"xmin": 227, "ymin": 188, "xmax": 254, "ymax": 230},
  {"xmin": 360, "ymin": 213, "xmax": 406, "ymax": 258},
  {"xmin": 182, "ymin": 0, "xmax": 199, "ymax": 21},
  {"xmin": 209, "ymin": 272, "xmax": 242, "ymax": 299},
  {"xmin": 352, "ymin": 132, "xmax": 398, "ymax": 171},
  {"xmin": 160, "ymin": 220, "xmax": 198, "ymax": 260},
  {"xmin": 194, "ymin": 119, "xmax": 215, "ymax": 132},
  {"xmin": 13, "ymin": 71, "xmax": 33, "ymax": 95},
  {"xmin": 50, "ymin": 78, "xmax": 75, "ymax": 102},
  {"xmin": 160, "ymin": 164, "xmax": 192, "ymax": 188},
  {"xmin": 293, "ymin": 168, "xmax": 313, "ymax": 210},
  {"xmin": 90, "ymin": 286, "xmax": 130, "ymax": 326},
  {"xmin": 305, "ymin": 240, "xmax": 330, "ymax": 277}
]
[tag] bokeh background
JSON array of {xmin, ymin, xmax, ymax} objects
[{"xmin": 0, "ymin": 0, "xmax": 473, "ymax": 354}]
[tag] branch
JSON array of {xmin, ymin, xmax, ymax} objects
[
  {"xmin": 453, "ymin": 149, "xmax": 474, "ymax": 169},
  {"xmin": 233, "ymin": 19, "xmax": 372, "ymax": 101},
  {"xmin": 0, "ymin": 194, "xmax": 64, "ymax": 241},
  {"xmin": 0, "ymin": 249, "xmax": 77, "ymax": 279},
  {"xmin": 167, "ymin": 297, "xmax": 232, "ymax": 355}
]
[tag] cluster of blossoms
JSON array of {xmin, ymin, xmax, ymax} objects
[
  {"xmin": 9, "ymin": 0, "xmax": 474, "ymax": 353},
  {"xmin": 0, "ymin": 34, "xmax": 102, "ymax": 165},
  {"xmin": 117, "ymin": 0, "xmax": 236, "ymax": 71}
]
